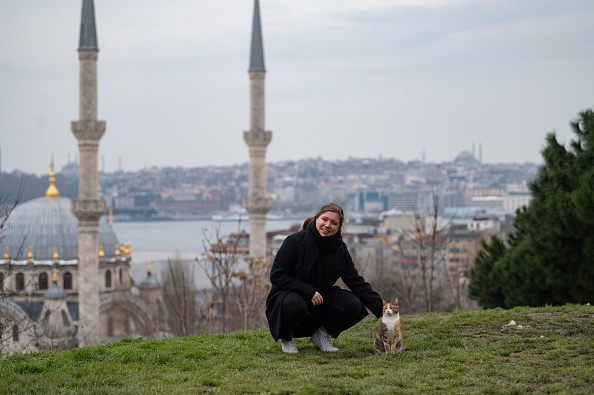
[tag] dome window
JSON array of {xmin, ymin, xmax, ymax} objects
[
  {"xmin": 63, "ymin": 272, "xmax": 73, "ymax": 290},
  {"xmin": 105, "ymin": 270, "xmax": 112, "ymax": 288},
  {"xmin": 38, "ymin": 272, "xmax": 49, "ymax": 290},
  {"xmin": 16, "ymin": 273, "xmax": 25, "ymax": 291}
]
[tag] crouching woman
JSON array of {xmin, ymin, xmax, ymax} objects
[{"xmin": 265, "ymin": 202, "xmax": 383, "ymax": 353}]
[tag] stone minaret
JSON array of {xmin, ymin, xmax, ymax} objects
[
  {"xmin": 71, "ymin": 0, "xmax": 107, "ymax": 346},
  {"xmin": 243, "ymin": 0, "xmax": 272, "ymax": 259}
]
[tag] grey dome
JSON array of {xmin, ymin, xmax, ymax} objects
[
  {"xmin": 138, "ymin": 271, "xmax": 159, "ymax": 290},
  {"xmin": 2, "ymin": 196, "xmax": 119, "ymax": 262},
  {"xmin": 454, "ymin": 150, "xmax": 479, "ymax": 165},
  {"xmin": 44, "ymin": 282, "xmax": 67, "ymax": 299}
]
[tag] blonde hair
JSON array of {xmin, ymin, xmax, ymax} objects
[{"xmin": 301, "ymin": 202, "xmax": 345, "ymax": 232}]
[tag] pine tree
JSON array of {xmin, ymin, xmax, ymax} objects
[
  {"xmin": 468, "ymin": 236, "xmax": 506, "ymax": 308},
  {"xmin": 469, "ymin": 108, "xmax": 594, "ymax": 308}
]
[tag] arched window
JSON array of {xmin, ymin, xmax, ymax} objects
[
  {"xmin": 16, "ymin": 273, "xmax": 25, "ymax": 291},
  {"xmin": 105, "ymin": 270, "xmax": 112, "ymax": 288},
  {"xmin": 38, "ymin": 272, "xmax": 49, "ymax": 290},
  {"xmin": 0, "ymin": 272, "xmax": 4, "ymax": 290},
  {"xmin": 13, "ymin": 324, "xmax": 19, "ymax": 342},
  {"xmin": 119, "ymin": 268, "xmax": 123, "ymax": 285},
  {"xmin": 63, "ymin": 272, "xmax": 73, "ymax": 290}
]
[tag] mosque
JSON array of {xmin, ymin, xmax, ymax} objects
[
  {"xmin": 0, "ymin": 165, "xmax": 165, "ymax": 355},
  {"xmin": 0, "ymin": 0, "xmax": 271, "ymax": 355}
]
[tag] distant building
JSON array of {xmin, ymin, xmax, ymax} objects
[{"xmin": 504, "ymin": 190, "xmax": 532, "ymax": 215}]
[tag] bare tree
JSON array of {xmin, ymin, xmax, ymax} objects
[
  {"xmin": 0, "ymin": 182, "xmax": 30, "ymax": 357},
  {"xmin": 194, "ymin": 287, "xmax": 222, "ymax": 333},
  {"xmin": 162, "ymin": 255, "xmax": 198, "ymax": 337},
  {"xmin": 394, "ymin": 193, "xmax": 449, "ymax": 313},
  {"xmin": 391, "ymin": 236, "xmax": 424, "ymax": 314},
  {"xmin": 195, "ymin": 215, "xmax": 276, "ymax": 333},
  {"xmin": 230, "ymin": 256, "xmax": 270, "ymax": 330},
  {"xmin": 0, "ymin": 181, "xmax": 23, "ymax": 245},
  {"xmin": 198, "ymin": 226, "xmax": 246, "ymax": 333}
]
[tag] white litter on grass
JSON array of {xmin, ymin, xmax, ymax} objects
[{"xmin": 502, "ymin": 319, "xmax": 530, "ymax": 330}]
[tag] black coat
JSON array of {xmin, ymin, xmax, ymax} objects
[{"xmin": 265, "ymin": 229, "xmax": 384, "ymax": 341}]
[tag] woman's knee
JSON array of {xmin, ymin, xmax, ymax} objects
[
  {"xmin": 330, "ymin": 290, "xmax": 363, "ymax": 315},
  {"xmin": 281, "ymin": 292, "xmax": 309, "ymax": 318}
]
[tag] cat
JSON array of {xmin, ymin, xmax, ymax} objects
[{"xmin": 374, "ymin": 298, "xmax": 403, "ymax": 354}]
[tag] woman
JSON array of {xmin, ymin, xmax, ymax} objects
[{"xmin": 265, "ymin": 202, "xmax": 383, "ymax": 353}]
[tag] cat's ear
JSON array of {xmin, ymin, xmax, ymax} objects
[
  {"xmin": 393, "ymin": 297, "xmax": 399, "ymax": 304},
  {"xmin": 382, "ymin": 299, "xmax": 387, "ymax": 305}
]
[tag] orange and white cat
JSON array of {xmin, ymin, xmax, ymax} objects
[{"xmin": 374, "ymin": 298, "xmax": 403, "ymax": 354}]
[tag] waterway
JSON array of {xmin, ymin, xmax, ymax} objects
[
  {"xmin": 112, "ymin": 218, "xmax": 302, "ymax": 287},
  {"xmin": 112, "ymin": 218, "xmax": 301, "ymax": 254}
]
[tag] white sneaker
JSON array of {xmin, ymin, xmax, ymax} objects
[
  {"xmin": 310, "ymin": 329, "xmax": 339, "ymax": 352},
  {"xmin": 281, "ymin": 338, "xmax": 299, "ymax": 354}
]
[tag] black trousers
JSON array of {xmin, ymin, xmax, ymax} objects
[{"xmin": 280, "ymin": 288, "xmax": 365, "ymax": 341}]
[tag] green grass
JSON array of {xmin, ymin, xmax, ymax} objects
[{"xmin": 1, "ymin": 304, "xmax": 593, "ymax": 394}]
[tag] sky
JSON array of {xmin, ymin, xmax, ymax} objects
[{"xmin": 1, "ymin": 0, "xmax": 593, "ymax": 176}]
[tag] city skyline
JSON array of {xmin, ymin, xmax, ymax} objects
[{"xmin": 2, "ymin": 0, "xmax": 594, "ymax": 176}]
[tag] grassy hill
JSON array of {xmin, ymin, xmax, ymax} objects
[{"xmin": 1, "ymin": 304, "xmax": 593, "ymax": 394}]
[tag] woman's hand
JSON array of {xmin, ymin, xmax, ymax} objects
[{"xmin": 311, "ymin": 291, "xmax": 324, "ymax": 306}]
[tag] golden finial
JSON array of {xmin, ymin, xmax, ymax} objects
[
  {"xmin": 114, "ymin": 244, "xmax": 121, "ymax": 258},
  {"xmin": 45, "ymin": 161, "xmax": 60, "ymax": 198},
  {"xmin": 109, "ymin": 208, "xmax": 114, "ymax": 225},
  {"xmin": 123, "ymin": 242, "xmax": 131, "ymax": 258},
  {"xmin": 52, "ymin": 268, "xmax": 58, "ymax": 284},
  {"xmin": 4, "ymin": 247, "xmax": 10, "ymax": 261},
  {"xmin": 147, "ymin": 262, "xmax": 152, "ymax": 275},
  {"xmin": 53, "ymin": 247, "xmax": 60, "ymax": 263},
  {"xmin": 98, "ymin": 244, "xmax": 105, "ymax": 260},
  {"xmin": 27, "ymin": 246, "xmax": 34, "ymax": 263}
]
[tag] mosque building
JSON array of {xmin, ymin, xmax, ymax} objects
[
  {"xmin": 0, "ymin": 164, "xmax": 166, "ymax": 356},
  {"xmin": 0, "ymin": 0, "xmax": 167, "ymax": 356},
  {"xmin": 1, "ymin": 0, "xmax": 270, "ymax": 355}
]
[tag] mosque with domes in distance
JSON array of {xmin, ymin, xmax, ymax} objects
[
  {"xmin": 0, "ymin": 164, "xmax": 167, "ymax": 356},
  {"xmin": 0, "ymin": 0, "xmax": 173, "ymax": 356},
  {"xmin": 1, "ymin": 0, "xmax": 270, "ymax": 356}
]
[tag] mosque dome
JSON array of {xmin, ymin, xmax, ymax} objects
[
  {"xmin": 138, "ymin": 264, "xmax": 159, "ymax": 290},
  {"xmin": 2, "ymin": 165, "xmax": 119, "ymax": 262},
  {"xmin": 453, "ymin": 150, "xmax": 479, "ymax": 165}
]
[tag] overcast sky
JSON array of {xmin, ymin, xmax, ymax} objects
[{"xmin": 1, "ymin": 0, "xmax": 593, "ymax": 176}]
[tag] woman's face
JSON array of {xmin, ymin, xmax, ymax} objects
[{"xmin": 316, "ymin": 211, "xmax": 341, "ymax": 237}]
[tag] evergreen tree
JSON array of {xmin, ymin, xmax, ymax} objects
[
  {"xmin": 469, "ymin": 108, "xmax": 594, "ymax": 308},
  {"xmin": 468, "ymin": 236, "xmax": 506, "ymax": 308}
]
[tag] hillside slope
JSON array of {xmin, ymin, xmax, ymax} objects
[{"xmin": 1, "ymin": 304, "xmax": 593, "ymax": 394}]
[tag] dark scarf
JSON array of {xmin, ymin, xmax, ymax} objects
[
  {"xmin": 308, "ymin": 221, "xmax": 342, "ymax": 252},
  {"xmin": 302, "ymin": 222, "xmax": 342, "ymax": 291}
]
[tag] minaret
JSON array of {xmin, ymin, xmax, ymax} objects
[
  {"xmin": 243, "ymin": 0, "xmax": 272, "ymax": 259},
  {"xmin": 71, "ymin": 0, "xmax": 107, "ymax": 346}
]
